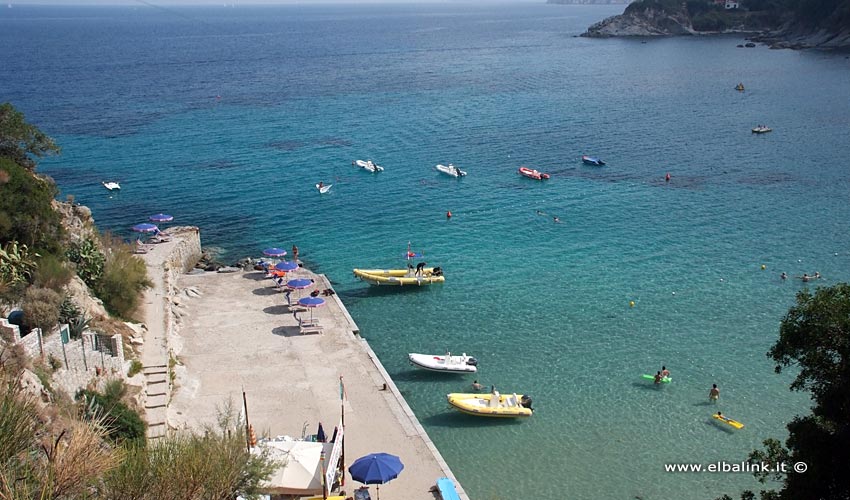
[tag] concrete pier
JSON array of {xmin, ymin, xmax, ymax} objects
[{"xmin": 150, "ymin": 235, "xmax": 469, "ymax": 499}]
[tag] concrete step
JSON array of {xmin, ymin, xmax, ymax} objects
[
  {"xmin": 145, "ymin": 394, "xmax": 168, "ymax": 409},
  {"xmin": 146, "ymin": 373, "xmax": 168, "ymax": 384},
  {"xmin": 147, "ymin": 422, "xmax": 166, "ymax": 439},
  {"xmin": 143, "ymin": 368, "xmax": 168, "ymax": 376}
]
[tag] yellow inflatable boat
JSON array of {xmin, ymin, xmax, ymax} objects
[
  {"xmin": 353, "ymin": 268, "xmax": 445, "ymax": 286},
  {"xmin": 447, "ymin": 392, "xmax": 533, "ymax": 418}
]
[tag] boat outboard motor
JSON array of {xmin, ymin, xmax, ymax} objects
[
  {"xmin": 465, "ymin": 356, "xmax": 478, "ymax": 367},
  {"xmin": 520, "ymin": 395, "xmax": 533, "ymax": 410}
]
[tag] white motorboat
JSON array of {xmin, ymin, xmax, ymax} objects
[
  {"xmin": 316, "ymin": 183, "xmax": 332, "ymax": 193},
  {"xmin": 353, "ymin": 159, "xmax": 384, "ymax": 172},
  {"xmin": 408, "ymin": 352, "xmax": 478, "ymax": 373},
  {"xmin": 752, "ymin": 126, "xmax": 772, "ymax": 134},
  {"xmin": 102, "ymin": 181, "xmax": 121, "ymax": 191},
  {"xmin": 435, "ymin": 163, "xmax": 466, "ymax": 177}
]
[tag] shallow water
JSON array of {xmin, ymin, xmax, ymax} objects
[{"xmin": 3, "ymin": 4, "xmax": 850, "ymax": 498}]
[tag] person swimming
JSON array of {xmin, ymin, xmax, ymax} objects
[{"xmin": 472, "ymin": 380, "xmax": 484, "ymax": 391}]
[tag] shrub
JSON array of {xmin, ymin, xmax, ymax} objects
[
  {"xmin": 0, "ymin": 157, "xmax": 63, "ymax": 256},
  {"xmin": 127, "ymin": 359, "xmax": 143, "ymax": 378},
  {"xmin": 58, "ymin": 294, "xmax": 80, "ymax": 325},
  {"xmin": 78, "ymin": 383, "xmax": 145, "ymax": 446},
  {"xmin": 66, "ymin": 237, "xmax": 104, "ymax": 288},
  {"xmin": 95, "ymin": 235, "xmax": 151, "ymax": 319},
  {"xmin": 48, "ymin": 354, "xmax": 62, "ymax": 371},
  {"xmin": 33, "ymin": 253, "xmax": 73, "ymax": 292}
]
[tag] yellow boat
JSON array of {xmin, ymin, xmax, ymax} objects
[
  {"xmin": 447, "ymin": 392, "xmax": 533, "ymax": 418},
  {"xmin": 713, "ymin": 413, "xmax": 744, "ymax": 429},
  {"xmin": 353, "ymin": 268, "xmax": 445, "ymax": 286}
]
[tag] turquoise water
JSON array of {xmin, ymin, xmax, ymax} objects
[{"xmin": 4, "ymin": 4, "xmax": 850, "ymax": 498}]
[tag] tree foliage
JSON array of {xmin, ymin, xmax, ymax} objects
[
  {"xmin": 721, "ymin": 283, "xmax": 850, "ymax": 500},
  {"xmin": 0, "ymin": 157, "xmax": 63, "ymax": 255},
  {"xmin": 0, "ymin": 102, "xmax": 59, "ymax": 172}
]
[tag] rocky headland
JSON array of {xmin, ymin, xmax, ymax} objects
[{"xmin": 580, "ymin": 0, "xmax": 850, "ymax": 49}]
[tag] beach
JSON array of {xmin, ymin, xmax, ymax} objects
[{"xmin": 141, "ymin": 230, "xmax": 468, "ymax": 499}]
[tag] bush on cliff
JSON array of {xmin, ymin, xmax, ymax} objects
[
  {"xmin": 0, "ymin": 157, "xmax": 63, "ymax": 257},
  {"xmin": 94, "ymin": 234, "xmax": 151, "ymax": 320},
  {"xmin": 78, "ymin": 380, "xmax": 146, "ymax": 446}
]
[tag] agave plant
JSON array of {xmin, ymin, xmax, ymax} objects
[{"xmin": 0, "ymin": 241, "xmax": 39, "ymax": 287}]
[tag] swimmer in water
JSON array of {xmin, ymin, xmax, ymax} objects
[{"xmin": 554, "ymin": 216, "xmax": 560, "ymax": 223}]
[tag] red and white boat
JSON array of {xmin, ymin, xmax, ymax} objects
[{"xmin": 518, "ymin": 166, "xmax": 550, "ymax": 180}]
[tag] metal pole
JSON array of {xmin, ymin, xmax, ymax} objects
[
  {"xmin": 340, "ymin": 375, "xmax": 346, "ymax": 487},
  {"xmin": 320, "ymin": 450, "xmax": 328, "ymax": 500},
  {"xmin": 242, "ymin": 388, "xmax": 251, "ymax": 453}
]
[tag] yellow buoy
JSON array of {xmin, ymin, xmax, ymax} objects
[
  {"xmin": 629, "ymin": 301, "xmax": 635, "ymax": 308},
  {"xmin": 761, "ymin": 265, "xmax": 766, "ymax": 270}
]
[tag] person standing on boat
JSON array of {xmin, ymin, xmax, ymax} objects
[{"xmin": 415, "ymin": 261, "xmax": 426, "ymax": 276}]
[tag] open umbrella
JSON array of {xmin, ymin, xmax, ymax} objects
[
  {"xmin": 297, "ymin": 296, "xmax": 325, "ymax": 323},
  {"xmin": 149, "ymin": 213, "xmax": 173, "ymax": 223},
  {"xmin": 263, "ymin": 248, "xmax": 288, "ymax": 257},
  {"xmin": 275, "ymin": 261, "xmax": 299, "ymax": 272},
  {"xmin": 132, "ymin": 223, "xmax": 159, "ymax": 233},
  {"xmin": 286, "ymin": 278, "xmax": 314, "ymax": 303},
  {"xmin": 348, "ymin": 453, "xmax": 404, "ymax": 500}
]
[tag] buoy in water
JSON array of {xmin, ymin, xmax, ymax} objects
[
  {"xmin": 629, "ymin": 301, "xmax": 635, "ymax": 308},
  {"xmin": 665, "ymin": 172, "xmax": 671, "ymax": 182},
  {"xmin": 761, "ymin": 264, "xmax": 766, "ymax": 270},
  {"xmin": 446, "ymin": 211, "xmax": 452, "ymax": 218}
]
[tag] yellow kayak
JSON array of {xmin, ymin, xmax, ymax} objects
[
  {"xmin": 447, "ymin": 392, "xmax": 533, "ymax": 418},
  {"xmin": 353, "ymin": 268, "xmax": 445, "ymax": 286},
  {"xmin": 713, "ymin": 413, "xmax": 744, "ymax": 429}
]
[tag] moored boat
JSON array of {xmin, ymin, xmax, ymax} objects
[
  {"xmin": 102, "ymin": 181, "xmax": 121, "ymax": 191},
  {"xmin": 409, "ymin": 352, "xmax": 478, "ymax": 373},
  {"xmin": 517, "ymin": 166, "xmax": 550, "ymax": 180},
  {"xmin": 316, "ymin": 183, "xmax": 332, "ymax": 193},
  {"xmin": 353, "ymin": 159, "xmax": 384, "ymax": 172},
  {"xmin": 435, "ymin": 163, "xmax": 466, "ymax": 177},
  {"xmin": 447, "ymin": 391, "xmax": 533, "ymax": 418},
  {"xmin": 751, "ymin": 126, "xmax": 772, "ymax": 134},
  {"xmin": 735, "ymin": 83, "xmax": 745, "ymax": 91},
  {"xmin": 581, "ymin": 155, "xmax": 605, "ymax": 166},
  {"xmin": 353, "ymin": 267, "xmax": 445, "ymax": 286}
]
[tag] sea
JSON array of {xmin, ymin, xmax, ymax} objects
[{"xmin": 3, "ymin": 3, "xmax": 850, "ymax": 499}]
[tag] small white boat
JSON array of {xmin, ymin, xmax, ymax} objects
[
  {"xmin": 102, "ymin": 181, "xmax": 121, "ymax": 191},
  {"xmin": 409, "ymin": 352, "xmax": 478, "ymax": 373},
  {"xmin": 752, "ymin": 126, "xmax": 772, "ymax": 134},
  {"xmin": 436, "ymin": 163, "xmax": 466, "ymax": 177},
  {"xmin": 316, "ymin": 183, "xmax": 332, "ymax": 194},
  {"xmin": 353, "ymin": 159, "xmax": 384, "ymax": 172}
]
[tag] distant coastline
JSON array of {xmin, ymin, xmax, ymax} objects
[
  {"xmin": 580, "ymin": 0, "xmax": 850, "ymax": 49},
  {"xmin": 548, "ymin": 0, "xmax": 632, "ymax": 4}
]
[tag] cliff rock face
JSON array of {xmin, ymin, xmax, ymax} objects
[
  {"xmin": 754, "ymin": 23, "xmax": 850, "ymax": 49},
  {"xmin": 582, "ymin": 6, "xmax": 695, "ymax": 37}
]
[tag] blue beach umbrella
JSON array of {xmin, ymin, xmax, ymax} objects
[
  {"xmin": 148, "ymin": 213, "xmax": 174, "ymax": 223},
  {"xmin": 263, "ymin": 247, "xmax": 287, "ymax": 257},
  {"xmin": 348, "ymin": 453, "xmax": 404, "ymax": 500},
  {"xmin": 274, "ymin": 261, "xmax": 298, "ymax": 272},
  {"xmin": 315, "ymin": 422, "xmax": 326, "ymax": 443},
  {"xmin": 298, "ymin": 296, "xmax": 326, "ymax": 322},
  {"xmin": 131, "ymin": 223, "xmax": 159, "ymax": 233},
  {"xmin": 287, "ymin": 278, "xmax": 313, "ymax": 289}
]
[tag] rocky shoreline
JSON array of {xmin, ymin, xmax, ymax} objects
[{"xmin": 581, "ymin": 5, "xmax": 850, "ymax": 50}]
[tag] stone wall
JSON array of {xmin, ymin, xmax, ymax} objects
[{"xmin": 163, "ymin": 226, "xmax": 203, "ymax": 274}]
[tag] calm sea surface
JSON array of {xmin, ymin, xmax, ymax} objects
[{"xmin": 3, "ymin": 3, "xmax": 850, "ymax": 498}]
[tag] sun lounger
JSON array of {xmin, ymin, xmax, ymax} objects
[
  {"xmin": 134, "ymin": 241, "xmax": 154, "ymax": 254},
  {"xmin": 300, "ymin": 324, "xmax": 324, "ymax": 335}
]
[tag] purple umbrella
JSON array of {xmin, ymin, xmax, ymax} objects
[
  {"xmin": 297, "ymin": 296, "xmax": 325, "ymax": 322},
  {"xmin": 262, "ymin": 248, "xmax": 287, "ymax": 257},
  {"xmin": 132, "ymin": 223, "xmax": 159, "ymax": 233},
  {"xmin": 274, "ymin": 261, "xmax": 298, "ymax": 272},
  {"xmin": 348, "ymin": 453, "xmax": 404, "ymax": 500},
  {"xmin": 149, "ymin": 213, "xmax": 174, "ymax": 223}
]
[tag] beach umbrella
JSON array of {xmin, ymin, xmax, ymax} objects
[
  {"xmin": 148, "ymin": 213, "xmax": 173, "ymax": 223},
  {"xmin": 263, "ymin": 248, "xmax": 288, "ymax": 257},
  {"xmin": 348, "ymin": 453, "xmax": 404, "ymax": 500},
  {"xmin": 315, "ymin": 422, "xmax": 326, "ymax": 443},
  {"xmin": 131, "ymin": 223, "xmax": 159, "ymax": 235},
  {"xmin": 286, "ymin": 278, "xmax": 314, "ymax": 302},
  {"xmin": 297, "ymin": 296, "xmax": 325, "ymax": 323},
  {"xmin": 275, "ymin": 261, "xmax": 299, "ymax": 272}
]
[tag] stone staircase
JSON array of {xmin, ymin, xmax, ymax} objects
[{"xmin": 143, "ymin": 364, "xmax": 169, "ymax": 440}]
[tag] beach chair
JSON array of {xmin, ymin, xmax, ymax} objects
[
  {"xmin": 354, "ymin": 487, "xmax": 372, "ymax": 500},
  {"xmin": 134, "ymin": 240, "xmax": 153, "ymax": 254}
]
